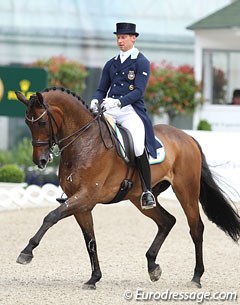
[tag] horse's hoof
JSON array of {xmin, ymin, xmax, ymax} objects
[
  {"xmin": 187, "ymin": 280, "xmax": 202, "ymax": 289},
  {"xmin": 16, "ymin": 252, "xmax": 33, "ymax": 265},
  {"xmin": 149, "ymin": 265, "xmax": 162, "ymax": 282},
  {"xmin": 56, "ymin": 197, "xmax": 68, "ymax": 204},
  {"xmin": 82, "ymin": 283, "xmax": 96, "ymax": 290}
]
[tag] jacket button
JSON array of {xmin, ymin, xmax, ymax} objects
[
  {"xmin": 122, "ymin": 72, "xmax": 125, "ymax": 74},
  {"xmin": 121, "ymin": 83, "xmax": 124, "ymax": 86},
  {"xmin": 112, "ymin": 95, "xmax": 115, "ymax": 98},
  {"xmin": 113, "ymin": 84, "xmax": 116, "ymax": 87},
  {"xmin": 115, "ymin": 72, "xmax": 118, "ymax": 75}
]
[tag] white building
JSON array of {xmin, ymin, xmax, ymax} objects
[{"xmin": 187, "ymin": 0, "xmax": 240, "ymax": 131}]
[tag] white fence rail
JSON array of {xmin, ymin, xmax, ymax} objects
[
  {"xmin": 1, "ymin": 130, "xmax": 240, "ymax": 211},
  {"xmin": 0, "ymin": 183, "xmax": 61, "ymax": 211}
]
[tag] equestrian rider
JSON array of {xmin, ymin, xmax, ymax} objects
[{"xmin": 90, "ymin": 22, "xmax": 161, "ymax": 209}]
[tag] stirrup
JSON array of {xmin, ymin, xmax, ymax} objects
[
  {"xmin": 140, "ymin": 191, "xmax": 156, "ymax": 210},
  {"xmin": 56, "ymin": 197, "xmax": 68, "ymax": 204}
]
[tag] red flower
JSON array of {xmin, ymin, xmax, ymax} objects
[{"xmin": 145, "ymin": 60, "xmax": 202, "ymax": 121}]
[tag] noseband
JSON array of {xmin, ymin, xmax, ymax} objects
[{"xmin": 25, "ymin": 102, "xmax": 58, "ymax": 149}]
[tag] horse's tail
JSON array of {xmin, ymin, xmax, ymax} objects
[{"xmin": 195, "ymin": 139, "xmax": 240, "ymax": 242}]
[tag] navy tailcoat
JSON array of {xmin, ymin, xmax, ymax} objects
[{"xmin": 94, "ymin": 49, "xmax": 160, "ymax": 158}]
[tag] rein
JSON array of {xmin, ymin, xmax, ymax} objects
[
  {"xmin": 26, "ymin": 102, "xmax": 115, "ymax": 156},
  {"xmin": 57, "ymin": 111, "xmax": 114, "ymax": 155}
]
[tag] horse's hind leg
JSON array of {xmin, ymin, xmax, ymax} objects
[
  {"xmin": 173, "ymin": 181, "xmax": 204, "ymax": 288},
  {"xmin": 74, "ymin": 212, "xmax": 102, "ymax": 290},
  {"xmin": 132, "ymin": 194, "xmax": 176, "ymax": 282}
]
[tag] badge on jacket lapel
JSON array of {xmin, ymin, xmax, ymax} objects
[
  {"xmin": 129, "ymin": 84, "xmax": 134, "ymax": 90},
  {"xmin": 128, "ymin": 70, "xmax": 135, "ymax": 80}
]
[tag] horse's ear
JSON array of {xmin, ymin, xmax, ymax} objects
[
  {"xmin": 36, "ymin": 92, "xmax": 44, "ymax": 105},
  {"xmin": 15, "ymin": 91, "xmax": 28, "ymax": 106}
]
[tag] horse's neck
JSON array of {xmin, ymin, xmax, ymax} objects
[{"xmin": 58, "ymin": 98, "xmax": 93, "ymax": 138}]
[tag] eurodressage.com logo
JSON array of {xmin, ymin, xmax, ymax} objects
[{"xmin": 123, "ymin": 288, "xmax": 238, "ymax": 303}]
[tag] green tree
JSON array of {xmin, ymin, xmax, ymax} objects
[
  {"xmin": 13, "ymin": 137, "xmax": 33, "ymax": 167},
  {"xmin": 32, "ymin": 55, "xmax": 88, "ymax": 94},
  {"xmin": 144, "ymin": 61, "xmax": 202, "ymax": 124}
]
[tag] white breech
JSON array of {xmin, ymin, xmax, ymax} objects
[{"xmin": 105, "ymin": 105, "xmax": 145, "ymax": 157}]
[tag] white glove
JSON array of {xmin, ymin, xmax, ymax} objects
[
  {"xmin": 90, "ymin": 99, "xmax": 99, "ymax": 113},
  {"xmin": 102, "ymin": 98, "xmax": 121, "ymax": 111}
]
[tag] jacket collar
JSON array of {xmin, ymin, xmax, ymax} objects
[
  {"xmin": 113, "ymin": 48, "xmax": 139, "ymax": 69},
  {"xmin": 130, "ymin": 47, "xmax": 139, "ymax": 59},
  {"xmin": 114, "ymin": 47, "xmax": 139, "ymax": 61}
]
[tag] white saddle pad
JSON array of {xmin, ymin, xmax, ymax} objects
[{"xmin": 105, "ymin": 114, "xmax": 166, "ymax": 165}]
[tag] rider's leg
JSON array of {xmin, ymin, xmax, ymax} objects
[
  {"xmin": 114, "ymin": 106, "xmax": 156, "ymax": 209},
  {"xmin": 136, "ymin": 150, "xmax": 156, "ymax": 209}
]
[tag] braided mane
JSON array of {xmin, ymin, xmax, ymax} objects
[{"xmin": 41, "ymin": 87, "xmax": 91, "ymax": 111}]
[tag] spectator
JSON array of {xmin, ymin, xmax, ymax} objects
[{"xmin": 231, "ymin": 89, "xmax": 240, "ymax": 105}]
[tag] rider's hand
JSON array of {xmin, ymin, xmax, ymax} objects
[
  {"xmin": 102, "ymin": 98, "xmax": 121, "ymax": 111},
  {"xmin": 90, "ymin": 99, "xmax": 99, "ymax": 113}
]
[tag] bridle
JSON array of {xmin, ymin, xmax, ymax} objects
[
  {"xmin": 25, "ymin": 98, "xmax": 115, "ymax": 156},
  {"xmin": 25, "ymin": 103, "xmax": 59, "ymax": 150}
]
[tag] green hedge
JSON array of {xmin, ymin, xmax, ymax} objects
[
  {"xmin": 197, "ymin": 119, "xmax": 212, "ymax": 131},
  {"xmin": 0, "ymin": 164, "xmax": 25, "ymax": 183}
]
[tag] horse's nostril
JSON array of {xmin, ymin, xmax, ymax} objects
[{"xmin": 38, "ymin": 159, "xmax": 47, "ymax": 169}]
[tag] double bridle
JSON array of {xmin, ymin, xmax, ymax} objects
[
  {"xmin": 25, "ymin": 104, "xmax": 59, "ymax": 150},
  {"xmin": 25, "ymin": 101, "xmax": 114, "ymax": 156}
]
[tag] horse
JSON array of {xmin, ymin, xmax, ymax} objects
[{"xmin": 15, "ymin": 87, "xmax": 240, "ymax": 289}]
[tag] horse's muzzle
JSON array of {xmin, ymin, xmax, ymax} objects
[
  {"xmin": 36, "ymin": 157, "xmax": 48, "ymax": 169},
  {"xmin": 34, "ymin": 152, "xmax": 52, "ymax": 169}
]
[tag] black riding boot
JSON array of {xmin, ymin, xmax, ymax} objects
[{"xmin": 136, "ymin": 151, "xmax": 156, "ymax": 209}]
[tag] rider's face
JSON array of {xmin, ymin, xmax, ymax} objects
[{"xmin": 116, "ymin": 34, "xmax": 136, "ymax": 52}]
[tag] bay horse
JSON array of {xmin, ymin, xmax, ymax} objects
[{"xmin": 15, "ymin": 87, "xmax": 240, "ymax": 289}]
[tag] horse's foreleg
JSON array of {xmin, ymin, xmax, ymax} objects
[
  {"xmin": 74, "ymin": 211, "xmax": 102, "ymax": 289},
  {"xmin": 132, "ymin": 197, "xmax": 176, "ymax": 282},
  {"xmin": 16, "ymin": 203, "xmax": 71, "ymax": 265}
]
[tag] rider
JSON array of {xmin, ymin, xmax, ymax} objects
[{"xmin": 90, "ymin": 22, "xmax": 161, "ymax": 209}]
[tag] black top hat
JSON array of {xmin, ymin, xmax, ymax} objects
[{"xmin": 113, "ymin": 22, "xmax": 139, "ymax": 37}]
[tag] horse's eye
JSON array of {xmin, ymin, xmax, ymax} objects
[{"xmin": 38, "ymin": 121, "xmax": 47, "ymax": 128}]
